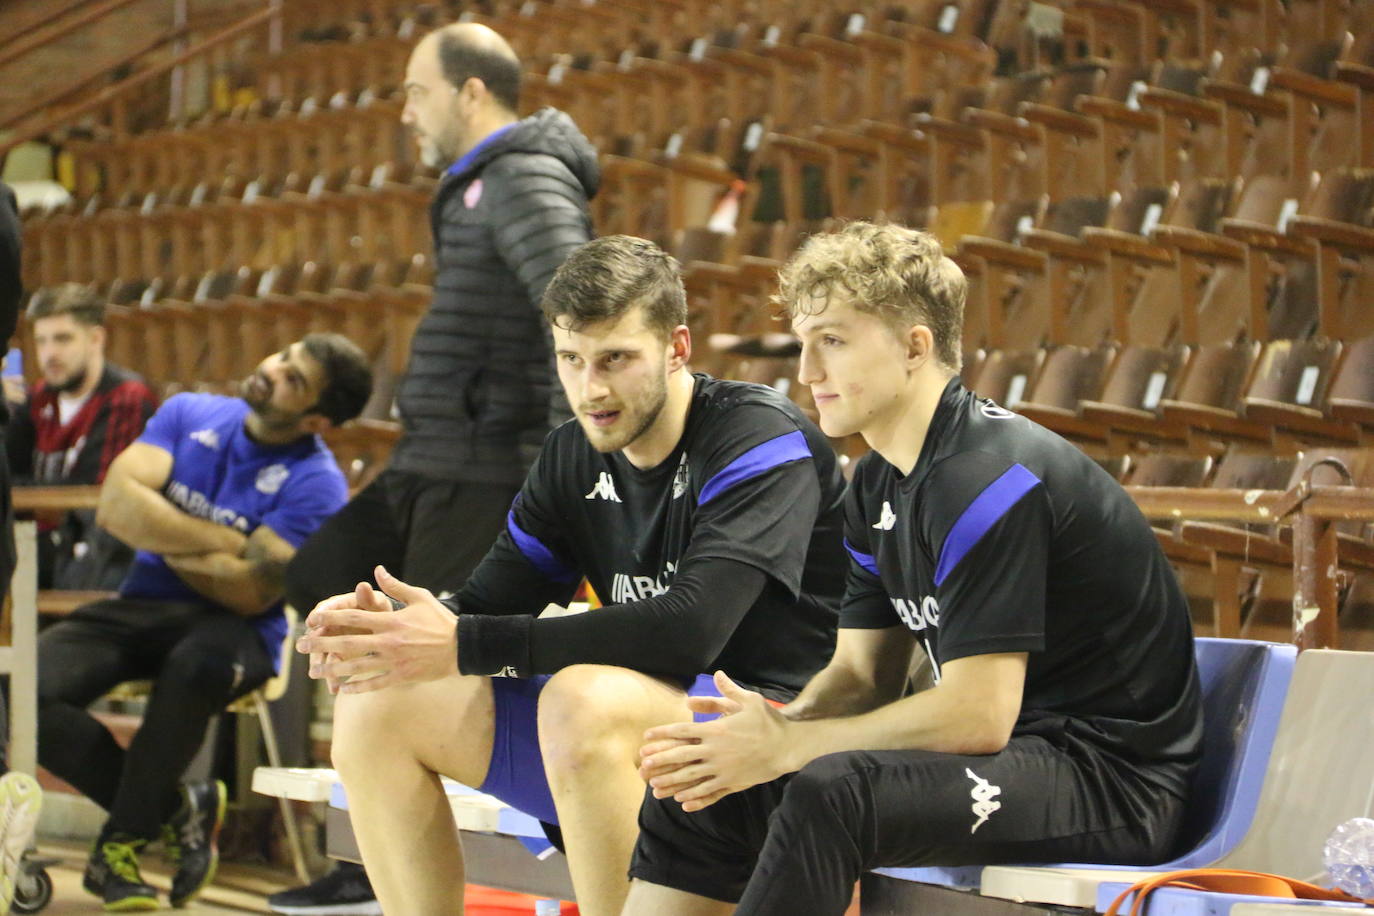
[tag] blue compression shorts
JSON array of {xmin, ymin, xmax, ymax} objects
[{"xmin": 477, "ymin": 673, "xmax": 726, "ymax": 825}]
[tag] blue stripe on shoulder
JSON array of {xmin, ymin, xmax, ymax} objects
[
  {"xmin": 697, "ymin": 429, "xmax": 812, "ymax": 506},
  {"xmin": 844, "ymin": 538, "xmax": 880, "ymax": 577},
  {"xmin": 506, "ymin": 505, "xmax": 578, "ymax": 584},
  {"xmin": 933, "ymin": 463, "xmax": 1042, "ymax": 586}
]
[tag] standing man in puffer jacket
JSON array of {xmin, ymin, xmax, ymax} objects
[{"xmin": 271, "ymin": 22, "xmax": 598, "ymax": 915}]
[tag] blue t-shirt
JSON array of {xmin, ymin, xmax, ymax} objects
[{"xmin": 120, "ymin": 393, "xmax": 348, "ymax": 669}]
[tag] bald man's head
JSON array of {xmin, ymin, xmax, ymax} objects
[
  {"xmin": 402, "ymin": 24, "xmax": 522, "ymax": 167},
  {"xmin": 429, "ymin": 23, "xmax": 521, "ymax": 113}
]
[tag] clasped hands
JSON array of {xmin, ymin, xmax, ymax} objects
[
  {"xmin": 637, "ymin": 670, "xmax": 796, "ymax": 812},
  {"xmin": 295, "ymin": 565, "xmax": 459, "ymax": 694}
]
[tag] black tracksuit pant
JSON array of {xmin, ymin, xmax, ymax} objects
[
  {"xmin": 631, "ymin": 733, "xmax": 1189, "ymax": 915},
  {"xmin": 37, "ymin": 599, "xmax": 273, "ymax": 840}
]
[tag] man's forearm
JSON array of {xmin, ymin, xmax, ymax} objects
[
  {"xmin": 780, "ymin": 683, "xmax": 1013, "ymax": 773},
  {"xmin": 97, "ymin": 476, "xmax": 246, "ymax": 556},
  {"xmin": 165, "ymin": 551, "xmax": 276, "ymax": 616},
  {"xmin": 783, "ymin": 661, "xmax": 892, "ymax": 721}
]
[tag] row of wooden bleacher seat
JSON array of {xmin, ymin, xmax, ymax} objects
[
  {"xmin": 8, "ymin": 0, "xmax": 1374, "ymax": 653},
  {"xmin": 15, "ymin": 0, "xmax": 1373, "ymax": 369},
  {"xmin": 964, "ymin": 334, "xmax": 1374, "ymax": 456}
]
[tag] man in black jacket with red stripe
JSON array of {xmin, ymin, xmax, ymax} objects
[{"xmin": 272, "ymin": 23, "xmax": 598, "ymax": 915}]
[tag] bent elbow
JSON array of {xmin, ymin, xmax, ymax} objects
[
  {"xmin": 960, "ymin": 713, "xmax": 1016, "ymax": 756},
  {"xmin": 968, "ymin": 732, "xmax": 1012, "ymax": 756},
  {"xmin": 94, "ymin": 500, "xmax": 121, "ymax": 539}
]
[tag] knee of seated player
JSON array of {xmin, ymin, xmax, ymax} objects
[
  {"xmin": 775, "ymin": 753, "xmax": 868, "ymax": 834},
  {"xmin": 538, "ymin": 665, "xmax": 680, "ymax": 773},
  {"xmin": 330, "ymin": 686, "xmax": 416, "ymax": 778},
  {"xmin": 158, "ymin": 644, "xmax": 247, "ymax": 701}
]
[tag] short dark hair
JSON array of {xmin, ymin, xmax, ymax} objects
[
  {"xmin": 540, "ymin": 236, "xmax": 687, "ymax": 339},
  {"xmin": 301, "ymin": 333, "xmax": 373, "ymax": 426},
  {"xmin": 27, "ymin": 283, "xmax": 105, "ymax": 326},
  {"xmin": 437, "ymin": 31, "xmax": 521, "ymax": 112}
]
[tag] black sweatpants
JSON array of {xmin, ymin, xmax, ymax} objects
[
  {"xmin": 284, "ymin": 469, "xmax": 518, "ymax": 610},
  {"xmin": 631, "ymin": 735, "xmax": 1187, "ymax": 916},
  {"xmin": 37, "ymin": 599, "xmax": 274, "ymax": 840}
]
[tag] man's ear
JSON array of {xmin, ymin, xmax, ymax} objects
[
  {"xmin": 461, "ymin": 75, "xmax": 488, "ymax": 105},
  {"xmin": 905, "ymin": 324, "xmax": 934, "ymax": 370},
  {"xmin": 91, "ymin": 325, "xmax": 108, "ymax": 352},
  {"xmin": 668, "ymin": 324, "xmax": 692, "ymax": 370},
  {"xmin": 299, "ymin": 414, "xmax": 333, "ymax": 436}
]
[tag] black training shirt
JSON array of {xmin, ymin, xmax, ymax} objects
[
  {"xmin": 449, "ymin": 374, "xmax": 844, "ymax": 699},
  {"xmin": 843, "ymin": 378, "xmax": 1202, "ymax": 796}
]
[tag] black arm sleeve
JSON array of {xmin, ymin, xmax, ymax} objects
[
  {"xmin": 5, "ymin": 399, "xmax": 33, "ymax": 478},
  {"xmin": 456, "ymin": 556, "xmax": 767, "ymax": 678},
  {"xmin": 5, "ymin": 403, "xmax": 32, "ymax": 483},
  {"xmin": 0, "ymin": 182, "xmax": 21, "ymax": 344}
]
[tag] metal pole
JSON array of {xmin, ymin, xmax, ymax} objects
[
  {"xmin": 169, "ymin": 0, "xmax": 189, "ymax": 121},
  {"xmin": 267, "ymin": 0, "xmax": 284, "ymax": 100}
]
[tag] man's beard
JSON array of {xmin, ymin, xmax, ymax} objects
[
  {"xmin": 239, "ymin": 371, "xmax": 270, "ymax": 409},
  {"xmin": 582, "ymin": 370, "xmax": 668, "ymax": 454},
  {"xmin": 419, "ymin": 139, "xmax": 445, "ymax": 169},
  {"xmin": 49, "ymin": 366, "xmax": 88, "ymax": 395},
  {"xmin": 418, "ymin": 129, "xmax": 459, "ymax": 170}
]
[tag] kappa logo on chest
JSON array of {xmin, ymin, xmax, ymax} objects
[{"xmin": 585, "ymin": 471, "xmax": 622, "ymax": 503}]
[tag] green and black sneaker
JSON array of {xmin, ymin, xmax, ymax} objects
[
  {"xmin": 163, "ymin": 778, "xmax": 226, "ymax": 908},
  {"xmin": 82, "ymin": 832, "xmax": 159, "ymax": 912}
]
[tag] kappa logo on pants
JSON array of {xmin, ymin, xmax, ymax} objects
[{"xmin": 965, "ymin": 767, "xmax": 1002, "ymax": 834}]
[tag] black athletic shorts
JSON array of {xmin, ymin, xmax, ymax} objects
[{"xmin": 631, "ymin": 732, "xmax": 1187, "ymax": 910}]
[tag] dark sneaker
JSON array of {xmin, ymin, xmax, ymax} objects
[
  {"xmin": 267, "ymin": 861, "xmax": 381, "ymax": 915},
  {"xmin": 163, "ymin": 778, "xmax": 226, "ymax": 907},
  {"xmin": 83, "ymin": 833, "xmax": 159, "ymax": 912}
]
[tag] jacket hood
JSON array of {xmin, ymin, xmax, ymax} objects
[{"xmin": 451, "ymin": 107, "xmax": 600, "ymax": 198}]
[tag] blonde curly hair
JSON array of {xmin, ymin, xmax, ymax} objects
[{"xmin": 776, "ymin": 222, "xmax": 966, "ymax": 372}]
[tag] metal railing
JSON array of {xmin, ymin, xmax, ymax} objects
[{"xmin": 1, "ymin": 0, "xmax": 283, "ymax": 159}]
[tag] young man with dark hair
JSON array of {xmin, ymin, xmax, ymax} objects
[
  {"xmin": 296, "ymin": 236, "xmax": 846, "ymax": 916},
  {"xmin": 624, "ymin": 222, "xmax": 1204, "ymax": 916},
  {"xmin": 6, "ymin": 283, "xmax": 158, "ymax": 589},
  {"xmin": 37, "ymin": 335, "xmax": 372, "ymax": 912}
]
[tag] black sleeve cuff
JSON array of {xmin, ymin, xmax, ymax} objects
[{"xmin": 457, "ymin": 613, "xmax": 534, "ymax": 677}]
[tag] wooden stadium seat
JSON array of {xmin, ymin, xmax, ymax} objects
[
  {"xmin": 1050, "ymin": 343, "xmax": 1191, "ymax": 450},
  {"xmin": 964, "ymin": 346, "xmax": 1044, "ymax": 409},
  {"xmin": 1121, "ymin": 452, "xmax": 1214, "ymax": 488},
  {"xmin": 1141, "ymin": 446, "xmax": 1298, "ymax": 638},
  {"xmin": 958, "ymin": 195, "xmax": 1113, "ymax": 348},
  {"xmin": 1011, "ymin": 343, "xmax": 1117, "ymax": 448},
  {"xmin": 1325, "ymin": 333, "xmax": 1374, "ymax": 439},
  {"xmin": 1151, "ymin": 173, "xmax": 1297, "ymax": 346},
  {"xmin": 1162, "ymin": 337, "xmax": 1343, "ymax": 451}
]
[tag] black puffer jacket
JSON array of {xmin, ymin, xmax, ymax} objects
[
  {"xmin": 0, "ymin": 181, "xmax": 22, "ymax": 428},
  {"xmin": 391, "ymin": 108, "xmax": 598, "ymax": 484}
]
